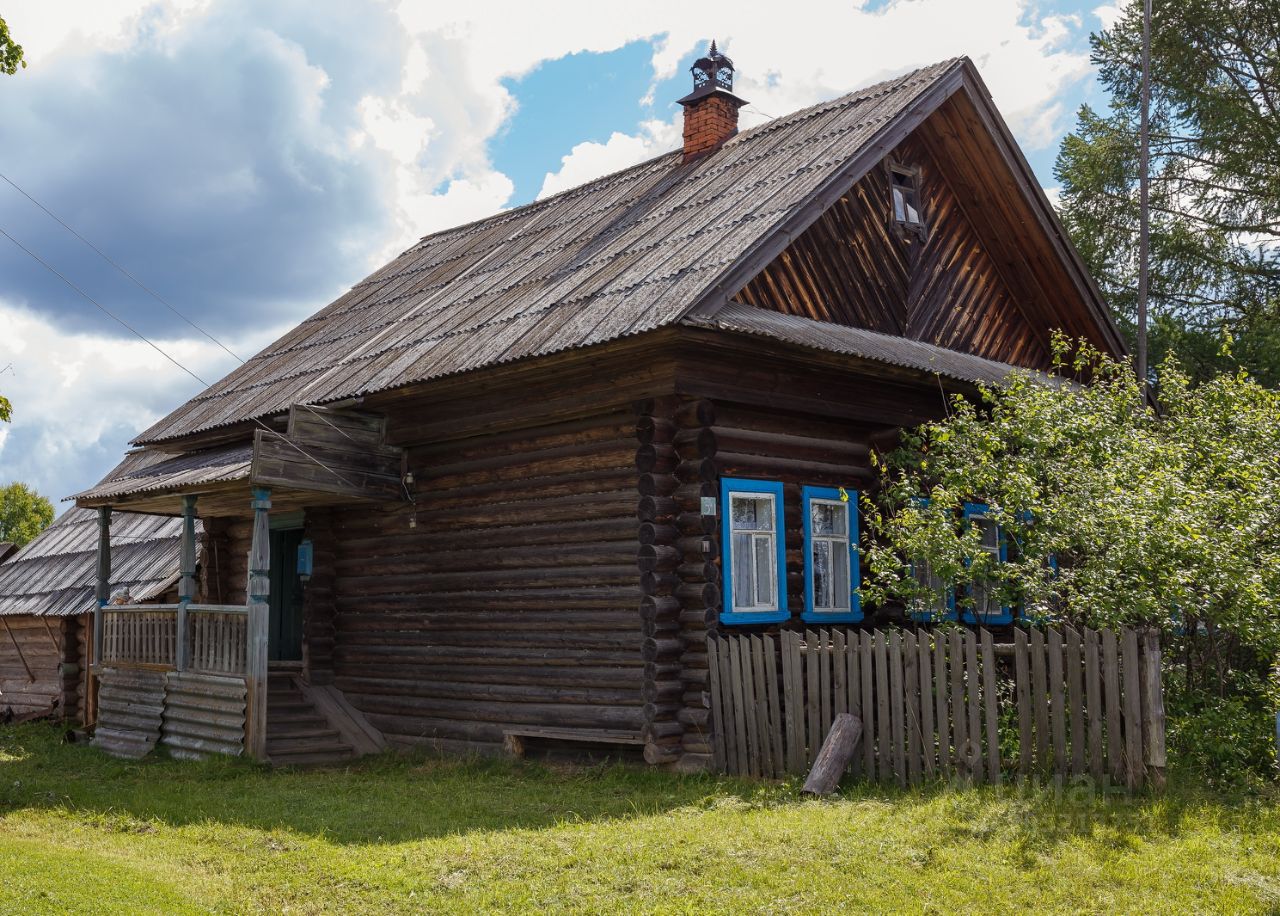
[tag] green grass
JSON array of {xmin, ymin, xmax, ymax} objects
[{"xmin": 1, "ymin": 725, "xmax": 1278, "ymax": 913}]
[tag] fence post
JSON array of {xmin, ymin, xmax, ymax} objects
[
  {"xmin": 1141, "ymin": 628, "xmax": 1166, "ymax": 791},
  {"xmin": 245, "ymin": 487, "xmax": 271, "ymax": 760}
]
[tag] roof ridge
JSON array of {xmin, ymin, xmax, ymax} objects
[{"xmin": 393, "ymin": 57, "xmax": 966, "ymax": 257}]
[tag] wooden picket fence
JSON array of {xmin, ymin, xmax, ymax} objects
[{"xmin": 706, "ymin": 625, "xmax": 1165, "ymax": 790}]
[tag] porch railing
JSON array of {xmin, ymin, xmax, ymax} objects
[
  {"xmin": 101, "ymin": 604, "xmax": 179, "ymax": 668},
  {"xmin": 101, "ymin": 603, "xmax": 253, "ymax": 675}
]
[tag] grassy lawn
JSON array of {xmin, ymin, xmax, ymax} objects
[{"xmin": 1, "ymin": 724, "xmax": 1277, "ymax": 913}]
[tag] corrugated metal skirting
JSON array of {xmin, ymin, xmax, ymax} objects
[
  {"xmin": 161, "ymin": 672, "xmax": 247, "ymax": 759},
  {"xmin": 91, "ymin": 668, "xmax": 167, "ymax": 759}
]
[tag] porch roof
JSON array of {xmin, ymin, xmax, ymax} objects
[{"xmin": 72, "ymin": 444, "xmax": 252, "ymax": 508}]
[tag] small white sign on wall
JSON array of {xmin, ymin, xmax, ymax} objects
[{"xmin": 701, "ymin": 496, "xmax": 717, "ymax": 516}]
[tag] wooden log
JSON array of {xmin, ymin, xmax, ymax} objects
[
  {"xmin": 637, "ymin": 496, "xmax": 678, "ymax": 523},
  {"xmin": 634, "ymin": 444, "xmax": 677, "ymax": 474},
  {"xmin": 637, "ymin": 545, "xmax": 682, "ymax": 573},
  {"xmin": 801, "ymin": 713, "xmax": 863, "ymax": 796},
  {"xmin": 674, "ymin": 399, "xmax": 715, "ymax": 428},
  {"xmin": 640, "ymin": 596, "xmax": 681, "ymax": 621},
  {"xmin": 635, "ymin": 415, "xmax": 675, "ymax": 446},
  {"xmin": 637, "ymin": 473, "xmax": 678, "ymax": 498},
  {"xmin": 638, "ymin": 522, "xmax": 679, "ymax": 546}
]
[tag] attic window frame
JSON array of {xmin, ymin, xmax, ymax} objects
[{"xmin": 887, "ymin": 160, "xmax": 927, "ymax": 239}]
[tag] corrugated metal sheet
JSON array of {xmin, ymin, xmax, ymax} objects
[
  {"xmin": 91, "ymin": 667, "xmax": 167, "ymax": 759},
  {"xmin": 72, "ymin": 444, "xmax": 251, "ymax": 504},
  {"xmin": 686, "ymin": 302, "xmax": 1046, "ymax": 387},
  {"xmin": 133, "ymin": 59, "xmax": 966, "ymax": 445},
  {"xmin": 161, "ymin": 672, "xmax": 247, "ymax": 759},
  {"xmin": 0, "ymin": 505, "xmax": 193, "ymax": 618}
]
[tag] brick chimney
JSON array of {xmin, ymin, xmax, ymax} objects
[{"xmin": 678, "ymin": 41, "xmax": 747, "ymax": 162}]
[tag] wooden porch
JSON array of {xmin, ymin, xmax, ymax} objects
[{"xmin": 88, "ymin": 484, "xmax": 384, "ymax": 764}]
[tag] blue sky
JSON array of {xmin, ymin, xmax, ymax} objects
[{"xmin": 0, "ymin": 0, "xmax": 1124, "ymax": 505}]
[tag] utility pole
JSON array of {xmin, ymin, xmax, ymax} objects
[{"xmin": 1136, "ymin": 0, "xmax": 1152, "ymax": 390}]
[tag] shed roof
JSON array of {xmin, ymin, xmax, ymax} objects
[
  {"xmin": 134, "ymin": 58, "xmax": 979, "ymax": 446},
  {"xmin": 73, "ymin": 445, "xmax": 252, "ymax": 505},
  {"xmin": 0, "ymin": 507, "xmax": 190, "ymax": 618},
  {"xmin": 688, "ymin": 302, "xmax": 1048, "ymax": 387}
]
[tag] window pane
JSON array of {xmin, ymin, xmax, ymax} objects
[
  {"xmin": 892, "ymin": 186, "xmax": 907, "ymax": 221},
  {"xmin": 833, "ymin": 542, "xmax": 850, "ymax": 609},
  {"xmin": 813, "ymin": 539, "xmax": 831, "ymax": 608},
  {"xmin": 753, "ymin": 534, "xmax": 774, "ymax": 607},
  {"xmin": 731, "ymin": 494, "xmax": 772, "ymax": 531},
  {"xmin": 905, "ymin": 198, "xmax": 921, "ymax": 224},
  {"xmin": 812, "ymin": 501, "xmax": 845, "ymax": 536},
  {"xmin": 976, "ymin": 517, "xmax": 1000, "ymax": 555},
  {"xmin": 733, "ymin": 532, "xmax": 754, "ymax": 608}
]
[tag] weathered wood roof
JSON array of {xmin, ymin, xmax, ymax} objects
[
  {"xmin": 134, "ymin": 58, "xmax": 977, "ymax": 446},
  {"xmin": 73, "ymin": 445, "xmax": 252, "ymax": 504},
  {"xmin": 0, "ymin": 507, "xmax": 191, "ymax": 618}
]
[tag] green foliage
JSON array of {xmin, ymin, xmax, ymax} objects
[
  {"xmin": 1055, "ymin": 0, "xmax": 1280, "ymax": 384},
  {"xmin": 0, "ymin": 15, "xmax": 24, "ymax": 76},
  {"xmin": 863, "ymin": 338, "xmax": 1280, "ymax": 777},
  {"xmin": 0, "ymin": 393, "xmax": 10, "ymax": 423},
  {"xmin": 0, "ymin": 482, "xmax": 54, "ymax": 547},
  {"xmin": 2, "ymin": 723, "xmax": 1280, "ymax": 911}
]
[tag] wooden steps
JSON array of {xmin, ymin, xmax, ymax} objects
[{"xmin": 266, "ymin": 673, "xmax": 356, "ymax": 767}]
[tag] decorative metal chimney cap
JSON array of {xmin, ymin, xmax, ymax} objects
[{"xmin": 677, "ymin": 40, "xmax": 748, "ymax": 108}]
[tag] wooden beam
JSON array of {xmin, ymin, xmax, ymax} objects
[{"xmin": 245, "ymin": 488, "xmax": 271, "ymax": 760}]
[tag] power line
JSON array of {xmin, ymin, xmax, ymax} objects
[
  {"xmin": 1, "ymin": 173, "xmax": 385, "ymax": 455},
  {"xmin": 0, "ymin": 224, "xmax": 213, "ymax": 390},
  {"xmin": 0, "ymin": 224, "xmax": 364, "ymax": 494},
  {"xmin": 0, "ymin": 170, "xmax": 244, "ymax": 364}
]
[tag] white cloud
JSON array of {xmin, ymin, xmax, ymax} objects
[
  {"xmin": 1094, "ymin": 4, "xmax": 1123, "ymax": 30},
  {"xmin": 0, "ymin": 0, "xmax": 1104, "ymax": 508},
  {"xmin": 538, "ymin": 120, "xmax": 680, "ymax": 200},
  {"xmin": 0, "ymin": 300, "xmax": 283, "ymax": 501}
]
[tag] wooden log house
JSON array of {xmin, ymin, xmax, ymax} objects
[
  {"xmin": 70, "ymin": 51, "xmax": 1125, "ymax": 769},
  {"xmin": 0, "ymin": 491, "xmax": 190, "ymax": 725}
]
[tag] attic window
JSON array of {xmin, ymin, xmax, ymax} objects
[{"xmin": 889, "ymin": 163, "xmax": 925, "ymax": 235}]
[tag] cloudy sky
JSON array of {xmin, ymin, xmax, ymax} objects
[{"xmin": 0, "ymin": 0, "xmax": 1123, "ymax": 505}]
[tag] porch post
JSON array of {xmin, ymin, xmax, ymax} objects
[
  {"xmin": 246, "ymin": 487, "xmax": 271, "ymax": 760},
  {"xmin": 176, "ymin": 494, "xmax": 197, "ymax": 671},
  {"xmin": 91, "ymin": 505, "xmax": 111, "ymax": 725}
]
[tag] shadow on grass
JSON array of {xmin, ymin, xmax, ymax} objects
[
  {"xmin": 0, "ymin": 723, "xmax": 765, "ymax": 845},
  {"xmin": 1, "ymin": 723, "xmax": 1271, "ymax": 852}
]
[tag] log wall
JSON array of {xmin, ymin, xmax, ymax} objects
[
  {"xmin": 0, "ymin": 614, "xmax": 85, "ymax": 722},
  {"xmin": 324, "ymin": 404, "xmax": 647, "ymax": 755}
]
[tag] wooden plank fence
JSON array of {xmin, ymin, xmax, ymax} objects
[{"xmin": 707, "ymin": 625, "xmax": 1165, "ymax": 790}]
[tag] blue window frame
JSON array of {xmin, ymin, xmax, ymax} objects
[
  {"xmin": 801, "ymin": 486, "xmax": 862, "ymax": 623},
  {"xmin": 962, "ymin": 502, "xmax": 1011, "ymax": 625},
  {"xmin": 720, "ymin": 478, "xmax": 788, "ymax": 625}
]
